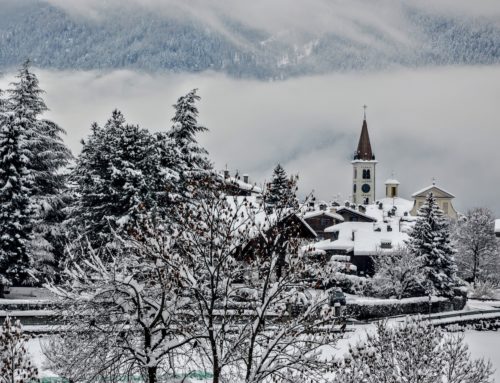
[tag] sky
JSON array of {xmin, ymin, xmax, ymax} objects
[{"xmin": 1, "ymin": 65, "xmax": 499, "ymax": 214}]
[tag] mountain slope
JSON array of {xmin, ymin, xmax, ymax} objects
[{"xmin": 0, "ymin": 0, "xmax": 499, "ymax": 78}]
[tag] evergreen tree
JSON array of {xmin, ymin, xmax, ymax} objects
[
  {"xmin": 406, "ymin": 192, "xmax": 458, "ymax": 296},
  {"xmin": 266, "ymin": 163, "xmax": 297, "ymax": 209},
  {"xmin": 71, "ymin": 110, "xmax": 162, "ymax": 245},
  {"xmin": 164, "ymin": 89, "xmax": 213, "ymax": 200},
  {"xmin": 6, "ymin": 61, "xmax": 72, "ymax": 280},
  {"xmin": 0, "ymin": 114, "xmax": 35, "ymax": 290}
]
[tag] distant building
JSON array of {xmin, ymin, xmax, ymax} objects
[
  {"xmin": 220, "ymin": 170, "xmax": 262, "ymax": 197},
  {"xmin": 352, "ymin": 111, "xmax": 377, "ymax": 205},
  {"xmin": 495, "ymin": 219, "xmax": 500, "ymax": 238},
  {"xmin": 410, "ymin": 183, "xmax": 458, "ymax": 220}
]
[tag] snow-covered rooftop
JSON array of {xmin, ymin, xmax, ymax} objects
[
  {"xmin": 323, "ymin": 221, "xmax": 408, "ymax": 255},
  {"xmin": 411, "ymin": 184, "xmax": 455, "ymax": 198},
  {"xmin": 495, "ymin": 219, "xmax": 500, "ymax": 234},
  {"xmin": 384, "ymin": 179, "xmax": 400, "ymax": 185},
  {"xmin": 302, "ymin": 210, "xmax": 344, "ymax": 222},
  {"xmin": 220, "ymin": 174, "xmax": 262, "ymax": 194}
]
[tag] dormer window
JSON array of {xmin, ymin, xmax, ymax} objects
[{"xmin": 380, "ymin": 239, "xmax": 392, "ymax": 249}]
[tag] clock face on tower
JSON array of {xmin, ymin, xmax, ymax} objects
[{"xmin": 361, "ymin": 184, "xmax": 371, "ymax": 193}]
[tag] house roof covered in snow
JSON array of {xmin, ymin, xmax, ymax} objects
[
  {"xmin": 336, "ymin": 207, "xmax": 377, "ymax": 222},
  {"xmin": 219, "ymin": 173, "xmax": 262, "ymax": 194},
  {"xmin": 323, "ymin": 221, "xmax": 408, "ymax": 256},
  {"xmin": 411, "ymin": 184, "xmax": 455, "ymax": 199},
  {"xmin": 302, "ymin": 210, "xmax": 344, "ymax": 222}
]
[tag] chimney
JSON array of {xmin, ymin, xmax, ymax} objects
[{"xmin": 243, "ymin": 174, "xmax": 249, "ymax": 184}]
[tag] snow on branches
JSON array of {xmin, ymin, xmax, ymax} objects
[{"xmin": 0, "ymin": 316, "xmax": 39, "ymax": 383}]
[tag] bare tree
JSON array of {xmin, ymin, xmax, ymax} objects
[
  {"xmin": 176, "ymin": 190, "xmax": 338, "ymax": 383},
  {"xmin": 332, "ymin": 318, "xmax": 493, "ymax": 383},
  {"xmin": 372, "ymin": 246, "xmax": 426, "ymax": 299},
  {"xmin": 454, "ymin": 208, "xmax": 499, "ymax": 288},
  {"xmin": 45, "ymin": 232, "xmax": 199, "ymax": 383},
  {"xmin": 0, "ymin": 316, "xmax": 39, "ymax": 383}
]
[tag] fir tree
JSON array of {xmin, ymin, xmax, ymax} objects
[
  {"xmin": 0, "ymin": 114, "xmax": 35, "ymax": 291},
  {"xmin": 164, "ymin": 89, "xmax": 213, "ymax": 200},
  {"xmin": 6, "ymin": 61, "xmax": 72, "ymax": 280},
  {"xmin": 266, "ymin": 163, "xmax": 297, "ymax": 209},
  {"xmin": 71, "ymin": 110, "xmax": 162, "ymax": 245},
  {"xmin": 406, "ymin": 192, "xmax": 458, "ymax": 296}
]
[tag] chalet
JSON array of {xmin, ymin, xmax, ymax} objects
[
  {"xmin": 410, "ymin": 183, "xmax": 458, "ymax": 220},
  {"xmin": 335, "ymin": 206, "xmax": 377, "ymax": 224},
  {"xmin": 302, "ymin": 210, "xmax": 344, "ymax": 240}
]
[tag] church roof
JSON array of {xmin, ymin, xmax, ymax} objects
[
  {"xmin": 354, "ymin": 118, "xmax": 375, "ymax": 160},
  {"xmin": 411, "ymin": 184, "xmax": 456, "ymax": 199}
]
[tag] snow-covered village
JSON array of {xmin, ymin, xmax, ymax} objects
[{"xmin": 1, "ymin": 1, "xmax": 500, "ymax": 383}]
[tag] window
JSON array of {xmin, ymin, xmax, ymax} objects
[
  {"xmin": 362, "ymin": 169, "xmax": 371, "ymax": 179},
  {"xmin": 353, "ymin": 184, "xmax": 357, "ymax": 193},
  {"xmin": 354, "ymin": 168, "xmax": 357, "ymax": 179}
]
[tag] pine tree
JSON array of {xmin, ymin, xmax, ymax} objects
[
  {"xmin": 6, "ymin": 61, "xmax": 72, "ymax": 280},
  {"xmin": 0, "ymin": 113, "xmax": 35, "ymax": 291},
  {"xmin": 71, "ymin": 110, "xmax": 162, "ymax": 245},
  {"xmin": 0, "ymin": 316, "xmax": 39, "ymax": 383},
  {"xmin": 165, "ymin": 89, "xmax": 213, "ymax": 200},
  {"xmin": 406, "ymin": 192, "xmax": 458, "ymax": 296},
  {"xmin": 266, "ymin": 164, "xmax": 297, "ymax": 209}
]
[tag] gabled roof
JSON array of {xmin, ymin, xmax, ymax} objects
[
  {"xmin": 336, "ymin": 207, "xmax": 378, "ymax": 222},
  {"xmin": 411, "ymin": 184, "xmax": 455, "ymax": 199},
  {"xmin": 302, "ymin": 210, "xmax": 344, "ymax": 222},
  {"xmin": 354, "ymin": 118, "xmax": 374, "ymax": 160}
]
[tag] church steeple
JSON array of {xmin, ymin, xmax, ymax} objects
[
  {"xmin": 354, "ymin": 110, "xmax": 374, "ymax": 160},
  {"xmin": 351, "ymin": 106, "xmax": 377, "ymax": 205}
]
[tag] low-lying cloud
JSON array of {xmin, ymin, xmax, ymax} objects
[{"xmin": 1, "ymin": 65, "xmax": 499, "ymax": 214}]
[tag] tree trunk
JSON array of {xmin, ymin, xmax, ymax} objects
[
  {"xmin": 472, "ymin": 252, "xmax": 479, "ymax": 289},
  {"xmin": 147, "ymin": 366, "xmax": 157, "ymax": 383}
]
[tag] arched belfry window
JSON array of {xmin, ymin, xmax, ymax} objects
[
  {"xmin": 353, "ymin": 184, "xmax": 357, "ymax": 193},
  {"xmin": 362, "ymin": 169, "xmax": 371, "ymax": 179}
]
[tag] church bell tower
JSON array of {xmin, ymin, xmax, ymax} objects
[{"xmin": 352, "ymin": 107, "xmax": 377, "ymax": 205}]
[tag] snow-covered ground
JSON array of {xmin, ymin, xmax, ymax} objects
[{"xmin": 28, "ymin": 327, "xmax": 500, "ymax": 382}]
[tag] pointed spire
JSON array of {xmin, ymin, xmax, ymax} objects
[{"xmin": 354, "ymin": 108, "xmax": 374, "ymax": 161}]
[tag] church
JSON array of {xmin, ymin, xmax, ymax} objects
[
  {"xmin": 304, "ymin": 110, "xmax": 460, "ymax": 275},
  {"xmin": 350, "ymin": 109, "xmax": 458, "ymax": 221}
]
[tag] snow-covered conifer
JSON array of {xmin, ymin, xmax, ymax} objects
[
  {"xmin": 0, "ymin": 113, "xmax": 35, "ymax": 291},
  {"xmin": 0, "ymin": 316, "xmax": 39, "ymax": 383},
  {"xmin": 71, "ymin": 111, "xmax": 161, "ymax": 244},
  {"xmin": 454, "ymin": 208, "xmax": 499, "ymax": 287},
  {"xmin": 266, "ymin": 164, "xmax": 297, "ymax": 209},
  {"xmin": 406, "ymin": 192, "xmax": 458, "ymax": 296},
  {"xmin": 6, "ymin": 61, "xmax": 72, "ymax": 280},
  {"xmin": 164, "ymin": 89, "xmax": 213, "ymax": 200}
]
